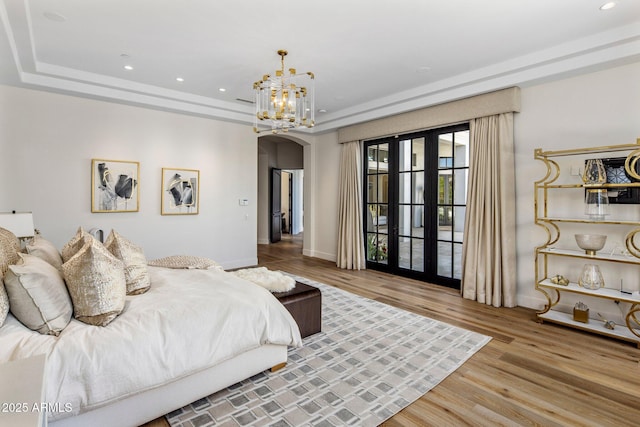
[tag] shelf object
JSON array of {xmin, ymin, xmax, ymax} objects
[{"xmin": 534, "ymin": 139, "xmax": 640, "ymax": 346}]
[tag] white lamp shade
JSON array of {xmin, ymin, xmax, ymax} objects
[{"xmin": 0, "ymin": 212, "xmax": 35, "ymax": 238}]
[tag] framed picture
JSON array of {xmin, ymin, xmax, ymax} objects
[
  {"xmin": 161, "ymin": 168, "xmax": 200, "ymax": 215},
  {"xmin": 601, "ymin": 157, "xmax": 640, "ymax": 204},
  {"xmin": 91, "ymin": 159, "xmax": 139, "ymax": 213}
]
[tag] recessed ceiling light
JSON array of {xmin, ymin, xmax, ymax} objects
[
  {"xmin": 124, "ymin": 65, "xmax": 133, "ymax": 71},
  {"xmin": 218, "ymin": 88, "xmax": 226, "ymax": 92},
  {"xmin": 318, "ymin": 109, "xmax": 327, "ymax": 113},
  {"xmin": 43, "ymin": 11, "xmax": 67, "ymax": 22},
  {"xmin": 600, "ymin": 2, "xmax": 617, "ymax": 10},
  {"xmin": 176, "ymin": 77, "xmax": 184, "ymax": 82},
  {"xmin": 417, "ymin": 66, "xmax": 431, "ymax": 73}
]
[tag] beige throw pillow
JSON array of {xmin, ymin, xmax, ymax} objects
[
  {"xmin": 62, "ymin": 237, "xmax": 126, "ymax": 326},
  {"xmin": 61, "ymin": 227, "xmax": 94, "ymax": 263},
  {"xmin": 147, "ymin": 255, "xmax": 223, "ymax": 270},
  {"xmin": 104, "ymin": 230, "xmax": 150, "ymax": 295},
  {"xmin": 26, "ymin": 234, "xmax": 64, "ymax": 273},
  {"xmin": 0, "ymin": 227, "xmax": 20, "ymax": 278},
  {"xmin": 0, "ymin": 283, "xmax": 8, "ymax": 328},
  {"xmin": 4, "ymin": 253, "xmax": 72, "ymax": 335}
]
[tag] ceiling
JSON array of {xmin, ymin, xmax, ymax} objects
[{"xmin": 1, "ymin": 0, "xmax": 639, "ymax": 134}]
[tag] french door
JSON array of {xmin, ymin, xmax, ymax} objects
[{"xmin": 364, "ymin": 124, "xmax": 469, "ymax": 288}]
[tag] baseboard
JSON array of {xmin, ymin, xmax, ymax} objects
[
  {"xmin": 303, "ymin": 249, "xmax": 336, "ymax": 262},
  {"xmin": 257, "ymin": 238, "xmax": 270, "ymax": 245}
]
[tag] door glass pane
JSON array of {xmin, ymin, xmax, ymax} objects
[
  {"xmin": 378, "ymin": 143, "xmax": 389, "ymax": 170},
  {"xmin": 398, "ymin": 205, "xmax": 411, "ymax": 237},
  {"xmin": 439, "ymin": 134, "xmax": 453, "ymax": 168},
  {"xmin": 453, "ymin": 169, "xmax": 467, "ymax": 204},
  {"xmin": 399, "ymin": 139, "xmax": 411, "ymax": 172},
  {"xmin": 366, "ymin": 233, "xmax": 377, "ymax": 261},
  {"xmin": 367, "ymin": 175, "xmax": 377, "ymax": 202},
  {"xmin": 437, "ymin": 241, "xmax": 452, "ymax": 277},
  {"xmin": 398, "ymin": 236, "xmax": 411, "ymax": 269},
  {"xmin": 412, "ymin": 239, "xmax": 424, "ymax": 272},
  {"xmin": 398, "ymin": 172, "xmax": 411, "ymax": 204},
  {"xmin": 439, "ymin": 172, "xmax": 453, "ymax": 204},
  {"xmin": 412, "ymin": 206, "xmax": 424, "ymax": 237},
  {"xmin": 367, "ymin": 147, "xmax": 378, "ymax": 172},
  {"xmin": 412, "ymin": 138, "xmax": 425, "ymax": 171},
  {"xmin": 378, "ymin": 205, "xmax": 388, "ymax": 230},
  {"xmin": 453, "ymin": 243, "xmax": 463, "ymax": 279},
  {"xmin": 412, "ymin": 172, "xmax": 424, "ymax": 204},
  {"xmin": 377, "ymin": 235, "xmax": 388, "ymax": 265},
  {"xmin": 453, "ymin": 206, "xmax": 465, "ymax": 242},
  {"xmin": 377, "ymin": 175, "xmax": 388, "ymax": 203},
  {"xmin": 454, "ymin": 131, "xmax": 470, "ymax": 168},
  {"xmin": 366, "ymin": 205, "xmax": 376, "ymax": 232},
  {"xmin": 438, "ymin": 206, "xmax": 452, "ymax": 229}
]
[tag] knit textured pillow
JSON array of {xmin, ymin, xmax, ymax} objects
[
  {"xmin": 0, "ymin": 226, "xmax": 20, "ymax": 328},
  {"xmin": 147, "ymin": 255, "xmax": 222, "ymax": 270},
  {"xmin": 62, "ymin": 237, "xmax": 126, "ymax": 326},
  {"xmin": 104, "ymin": 230, "xmax": 150, "ymax": 295},
  {"xmin": 61, "ymin": 227, "xmax": 93, "ymax": 263},
  {"xmin": 0, "ymin": 226, "xmax": 20, "ymax": 278}
]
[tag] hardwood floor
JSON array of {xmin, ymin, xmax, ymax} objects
[{"xmin": 145, "ymin": 235, "xmax": 640, "ymax": 426}]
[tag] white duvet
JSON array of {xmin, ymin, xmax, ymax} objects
[{"xmin": 0, "ymin": 266, "xmax": 302, "ymax": 421}]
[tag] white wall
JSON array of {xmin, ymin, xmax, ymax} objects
[
  {"xmin": 308, "ymin": 132, "xmax": 341, "ymax": 261},
  {"xmin": 0, "ymin": 85, "xmax": 258, "ymax": 269}
]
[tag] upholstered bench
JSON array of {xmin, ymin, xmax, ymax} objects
[{"xmin": 273, "ymin": 282, "xmax": 321, "ymax": 338}]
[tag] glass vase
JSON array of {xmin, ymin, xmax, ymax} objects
[
  {"xmin": 582, "ymin": 159, "xmax": 607, "ymax": 185},
  {"xmin": 578, "ymin": 264, "xmax": 604, "ymax": 290}
]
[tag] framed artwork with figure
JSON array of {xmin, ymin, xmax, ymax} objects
[
  {"xmin": 91, "ymin": 159, "xmax": 139, "ymax": 213},
  {"xmin": 161, "ymin": 168, "xmax": 200, "ymax": 215}
]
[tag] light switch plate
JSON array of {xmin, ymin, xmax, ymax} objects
[{"xmin": 239, "ymin": 199, "xmax": 249, "ymax": 206}]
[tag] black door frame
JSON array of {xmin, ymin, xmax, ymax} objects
[{"xmin": 363, "ymin": 123, "xmax": 469, "ymax": 288}]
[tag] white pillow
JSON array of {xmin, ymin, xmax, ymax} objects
[
  {"xmin": 26, "ymin": 234, "xmax": 64, "ymax": 273},
  {"xmin": 62, "ymin": 237, "xmax": 126, "ymax": 327},
  {"xmin": 104, "ymin": 230, "xmax": 150, "ymax": 295},
  {"xmin": 4, "ymin": 253, "xmax": 72, "ymax": 336},
  {"xmin": 231, "ymin": 267, "xmax": 296, "ymax": 292}
]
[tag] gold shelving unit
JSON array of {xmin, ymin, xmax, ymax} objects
[{"xmin": 534, "ymin": 139, "xmax": 640, "ymax": 346}]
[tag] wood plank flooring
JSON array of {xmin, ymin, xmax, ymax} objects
[{"xmin": 143, "ymin": 235, "xmax": 640, "ymax": 426}]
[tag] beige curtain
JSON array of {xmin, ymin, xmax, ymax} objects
[
  {"xmin": 337, "ymin": 141, "xmax": 366, "ymax": 270},
  {"xmin": 461, "ymin": 113, "xmax": 516, "ymax": 307}
]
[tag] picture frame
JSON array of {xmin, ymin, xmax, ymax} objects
[
  {"xmin": 161, "ymin": 168, "xmax": 200, "ymax": 215},
  {"xmin": 91, "ymin": 159, "xmax": 139, "ymax": 213},
  {"xmin": 601, "ymin": 157, "xmax": 640, "ymax": 204}
]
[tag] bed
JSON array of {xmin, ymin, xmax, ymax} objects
[{"xmin": 0, "ymin": 228, "xmax": 302, "ymax": 427}]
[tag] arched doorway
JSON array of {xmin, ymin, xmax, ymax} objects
[{"xmin": 257, "ymin": 135, "xmax": 311, "ymax": 253}]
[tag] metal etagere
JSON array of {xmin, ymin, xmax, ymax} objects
[{"xmin": 534, "ymin": 139, "xmax": 640, "ymax": 346}]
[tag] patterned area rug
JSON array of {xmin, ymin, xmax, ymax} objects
[{"xmin": 166, "ymin": 275, "xmax": 490, "ymax": 427}]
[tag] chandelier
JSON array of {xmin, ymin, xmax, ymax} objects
[{"xmin": 253, "ymin": 50, "xmax": 314, "ymax": 134}]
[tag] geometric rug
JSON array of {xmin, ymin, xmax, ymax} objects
[{"xmin": 166, "ymin": 274, "xmax": 491, "ymax": 427}]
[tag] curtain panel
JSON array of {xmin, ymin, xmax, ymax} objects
[
  {"xmin": 336, "ymin": 141, "xmax": 366, "ymax": 270},
  {"xmin": 461, "ymin": 113, "xmax": 517, "ymax": 307}
]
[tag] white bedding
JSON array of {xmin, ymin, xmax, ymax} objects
[{"xmin": 0, "ymin": 266, "xmax": 302, "ymax": 422}]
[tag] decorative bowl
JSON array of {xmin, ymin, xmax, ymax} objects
[{"xmin": 574, "ymin": 234, "xmax": 607, "ymax": 255}]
